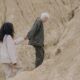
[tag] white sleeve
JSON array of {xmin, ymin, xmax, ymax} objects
[
  {"xmin": 14, "ymin": 37, "xmax": 24, "ymax": 45},
  {"xmin": 6, "ymin": 36, "xmax": 17, "ymax": 64}
]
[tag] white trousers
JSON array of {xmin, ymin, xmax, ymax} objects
[{"xmin": 3, "ymin": 63, "xmax": 17, "ymax": 80}]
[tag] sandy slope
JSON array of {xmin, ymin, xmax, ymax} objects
[
  {"xmin": 0, "ymin": 0, "xmax": 80, "ymax": 80},
  {"xmin": 9, "ymin": 8, "xmax": 80, "ymax": 80}
]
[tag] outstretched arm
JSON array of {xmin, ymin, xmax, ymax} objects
[{"xmin": 14, "ymin": 37, "xmax": 25, "ymax": 45}]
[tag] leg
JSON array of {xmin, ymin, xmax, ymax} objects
[
  {"xmin": 2, "ymin": 63, "xmax": 14, "ymax": 80},
  {"xmin": 34, "ymin": 46, "xmax": 44, "ymax": 67}
]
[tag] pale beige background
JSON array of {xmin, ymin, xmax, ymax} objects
[{"xmin": 0, "ymin": 0, "xmax": 80, "ymax": 80}]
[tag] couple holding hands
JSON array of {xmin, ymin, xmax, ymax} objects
[{"xmin": 0, "ymin": 12, "xmax": 49, "ymax": 80}]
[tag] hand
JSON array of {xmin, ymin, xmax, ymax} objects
[
  {"xmin": 10, "ymin": 63, "xmax": 17, "ymax": 69},
  {"xmin": 26, "ymin": 39, "xmax": 29, "ymax": 45},
  {"xmin": 24, "ymin": 36, "xmax": 27, "ymax": 40},
  {"xmin": 11, "ymin": 63, "xmax": 17, "ymax": 73}
]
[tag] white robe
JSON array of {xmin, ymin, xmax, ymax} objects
[{"xmin": 0, "ymin": 35, "xmax": 24, "ymax": 64}]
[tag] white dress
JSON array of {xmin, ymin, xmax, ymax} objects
[
  {"xmin": 0, "ymin": 35, "xmax": 24, "ymax": 80},
  {"xmin": 0, "ymin": 35, "xmax": 24, "ymax": 63}
]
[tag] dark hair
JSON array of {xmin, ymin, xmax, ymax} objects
[{"xmin": 0, "ymin": 22, "xmax": 15, "ymax": 42}]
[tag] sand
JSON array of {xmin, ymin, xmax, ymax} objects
[{"xmin": 0, "ymin": 0, "xmax": 80, "ymax": 80}]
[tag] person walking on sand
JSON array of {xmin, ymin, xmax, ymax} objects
[
  {"xmin": 25, "ymin": 12, "xmax": 49, "ymax": 67},
  {"xmin": 0, "ymin": 22, "xmax": 25, "ymax": 80}
]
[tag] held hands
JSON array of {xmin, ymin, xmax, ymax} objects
[
  {"xmin": 10, "ymin": 63, "xmax": 17, "ymax": 69},
  {"xmin": 24, "ymin": 35, "xmax": 28, "ymax": 40},
  {"xmin": 24, "ymin": 36, "xmax": 29, "ymax": 45},
  {"xmin": 10, "ymin": 63, "xmax": 18, "ymax": 73},
  {"xmin": 26, "ymin": 39, "xmax": 29, "ymax": 45}
]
